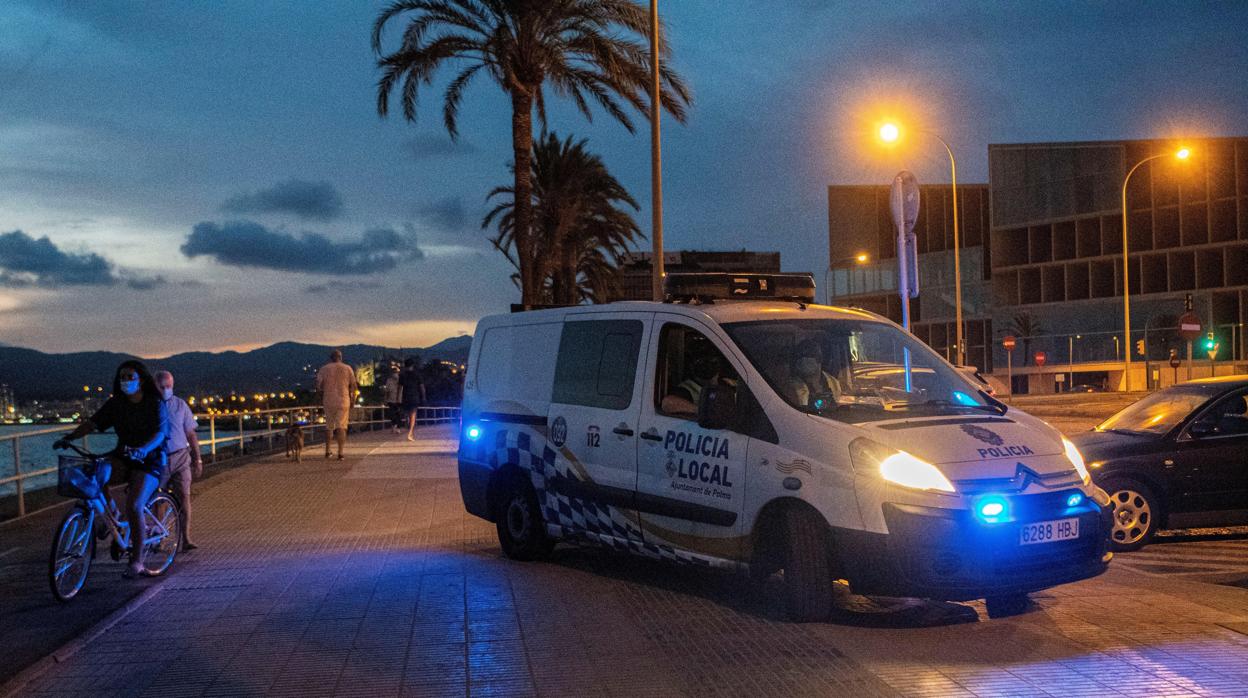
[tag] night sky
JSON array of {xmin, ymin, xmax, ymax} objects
[{"xmin": 2, "ymin": 1, "xmax": 1246, "ymax": 356}]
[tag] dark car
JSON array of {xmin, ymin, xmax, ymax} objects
[{"xmin": 1070, "ymin": 376, "xmax": 1248, "ymax": 551}]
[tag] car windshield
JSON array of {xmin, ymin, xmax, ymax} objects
[
  {"xmin": 1096, "ymin": 385, "xmax": 1220, "ymax": 435},
  {"xmin": 722, "ymin": 318, "xmax": 998, "ymax": 423}
]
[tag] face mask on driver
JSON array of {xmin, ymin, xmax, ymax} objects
[
  {"xmin": 159, "ymin": 387, "xmax": 173, "ymax": 400},
  {"xmin": 797, "ymin": 357, "xmax": 820, "ymax": 375},
  {"xmin": 120, "ymin": 379, "xmax": 141, "ymax": 395}
]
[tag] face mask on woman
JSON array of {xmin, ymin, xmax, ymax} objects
[{"xmin": 120, "ymin": 378, "xmax": 141, "ymax": 395}]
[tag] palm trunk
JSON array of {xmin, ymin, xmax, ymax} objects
[{"xmin": 510, "ymin": 91, "xmax": 536, "ymax": 307}]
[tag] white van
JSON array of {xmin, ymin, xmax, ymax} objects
[{"xmin": 457, "ymin": 274, "xmax": 1112, "ymax": 621}]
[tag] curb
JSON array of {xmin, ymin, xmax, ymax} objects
[{"xmin": 0, "ymin": 582, "xmax": 166, "ymax": 698}]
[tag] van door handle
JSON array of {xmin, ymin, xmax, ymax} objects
[
  {"xmin": 613, "ymin": 425, "xmax": 634, "ymax": 437},
  {"xmin": 640, "ymin": 430, "xmax": 663, "ymax": 442}
]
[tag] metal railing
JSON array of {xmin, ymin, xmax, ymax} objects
[{"xmin": 0, "ymin": 404, "xmax": 460, "ymax": 520}]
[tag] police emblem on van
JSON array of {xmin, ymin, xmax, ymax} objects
[
  {"xmin": 550, "ymin": 416, "xmax": 568, "ymax": 447},
  {"xmin": 960, "ymin": 424, "xmax": 1004, "ymax": 446}
]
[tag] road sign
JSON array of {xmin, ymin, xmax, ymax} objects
[
  {"xmin": 1034, "ymin": 351, "xmax": 1047, "ymax": 367},
  {"xmin": 1179, "ymin": 312, "xmax": 1202, "ymax": 341},
  {"xmin": 1169, "ymin": 349, "xmax": 1181, "ymax": 369},
  {"xmin": 1002, "ymin": 335, "xmax": 1016, "ymax": 351}
]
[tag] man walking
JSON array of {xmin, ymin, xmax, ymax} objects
[
  {"xmin": 155, "ymin": 370, "xmax": 202, "ymax": 550},
  {"xmin": 316, "ymin": 349, "xmax": 358, "ymax": 460},
  {"xmin": 399, "ymin": 357, "xmax": 426, "ymax": 442}
]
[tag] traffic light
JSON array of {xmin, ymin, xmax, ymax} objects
[
  {"xmin": 1204, "ymin": 332, "xmax": 1217, "ymax": 351},
  {"xmin": 1135, "ymin": 339, "xmax": 1145, "ymax": 356}
]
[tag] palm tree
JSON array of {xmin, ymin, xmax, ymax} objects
[
  {"xmin": 372, "ymin": 0, "xmax": 691, "ymax": 306},
  {"xmin": 1008, "ymin": 313, "xmax": 1045, "ymax": 366},
  {"xmin": 484, "ymin": 132, "xmax": 642, "ymax": 305}
]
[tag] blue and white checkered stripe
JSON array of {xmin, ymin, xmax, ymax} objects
[{"xmin": 489, "ymin": 427, "xmax": 718, "ymax": 567}]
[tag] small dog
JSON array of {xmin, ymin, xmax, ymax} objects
[{"xmin": 285, "ymin": 425, "xmax": 304, "ymax": 462}]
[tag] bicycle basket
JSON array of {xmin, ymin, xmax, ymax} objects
[{"xmin": 57, "ymin": 455, "xmax": 102, "ymax": 499}]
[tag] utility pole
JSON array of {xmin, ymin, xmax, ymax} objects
[{"xmin": 649, "ymin": 0, "xmax": 664, "ymax": 301}]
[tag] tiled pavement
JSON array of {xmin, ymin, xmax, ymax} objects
[{"xmin": 7, "ymin": 427, "xmax": 1248, "ymax": 697}]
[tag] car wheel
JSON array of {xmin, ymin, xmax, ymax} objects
[
  {"xmin": 1103, "ymin": 479, "xmax": 1160, "ymax": 552},
  {"xmin": 985, "ymin": 593, "xmax": 1030, "ymax": 618},
  {"xmin": 495, "ymin": 474, "xmax": 554, "ymax": 561},
  {"xmin": 781, "ymin": 507, "xmax": 833, "ymax": 622}
]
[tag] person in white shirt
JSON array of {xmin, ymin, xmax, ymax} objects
[
  {"xmin": 315, "ymin": 350, "xmax": 358, "ymax": 460},
  {"xmin": 154, "ymin": 371, "xmax": 202, "ymax": 550}
]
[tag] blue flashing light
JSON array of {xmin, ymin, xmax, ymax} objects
[
  {"xmin": 465, "ymin": 425, "xmax": 481, "ymax": 441},
  {"xmin": 952, "ymin": 390, "xmax": 976, "ymax": 406},
  {"xmin": 975, "ymin": 495, "xmax": 1010, "ymax": 523},
  {"xmin": 1066, "ymin": 492, "xmax": 1084, "ymax": 508}
]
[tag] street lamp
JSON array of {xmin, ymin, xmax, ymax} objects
[
  {"xmin": 1121, "ymin": 146, "xmax": 1191, "ymax": 391},
  {"xmin": 878, "ymin": 121, "xmax": 965, "ymax": 365},
  {"xmin": 825, "ymin": 252, "xmax": 870, "ymax": 304},
  {"xmin": 649, "ymin": 0, "xmax": 664, "ymax": 301}
]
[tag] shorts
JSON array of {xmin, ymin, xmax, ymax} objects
[
  {"xmin": 108, "ymin": 449, "xmax": 168, "ymax": 481},
  {"xmin": 324, "ymin": 404, "xmax": 350, "ymax": 430}
]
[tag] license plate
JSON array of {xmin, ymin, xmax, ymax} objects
[{"xmin": 1019, "ymin": 518, "xmax": 1079, "ymax": 545}]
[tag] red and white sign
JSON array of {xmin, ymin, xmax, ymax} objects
[
  {"xmin": 1179, "ymin": 312, "xmax": 1202, "ymax": 341},
  {"xmin": 1002, "ymin": 335, "xmax": 1017, "ymax": 351},
  {"xmin": 1034, "ymin": 351, "xmax": 1047, "ymax": 367}
]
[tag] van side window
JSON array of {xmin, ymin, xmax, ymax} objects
[
  {"xmin": 552, "ymin": 320, "xmax": 643, "ymax": 410},
  {"xmin": 655, "ymin": 323, "xmax": 738, "ymax": 420}
]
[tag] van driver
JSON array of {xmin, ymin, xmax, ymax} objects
[
  {"xmin": 662, "ymin": 352, "xmax": 723, "ymax": 418},
  {"xmin": 786, "ymin": 338, "xmax": 842, "ymax": 409}
]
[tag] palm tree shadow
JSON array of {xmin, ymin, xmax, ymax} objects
[{"xmin": 545, "ymin": 544, "xmax": 980, "ymax": 628}]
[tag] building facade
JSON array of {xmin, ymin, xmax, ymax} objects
[
  {"xmin": 827, "ymin": 137, "xmax": 1248, "ymax": 393},
  {"xmin": 826, "ymin": 183, "xmax": 995, "ymax": 373}
]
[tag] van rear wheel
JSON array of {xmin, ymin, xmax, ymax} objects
[
  {"xmin": 496, "ymin": 476, "xmax": 553, "ymax": 561},
  {"xmin": 781, "ymin": 507, "xmax": 833, "ymax": 622}
]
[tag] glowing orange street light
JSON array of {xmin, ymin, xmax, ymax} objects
[
  {"xmin": 1120, "ymin": 146, "xmax": 1193, "ymax": 391},
  {"xmin": 879, "ymin": 122, "xmax": 900, "ymax": 143}
]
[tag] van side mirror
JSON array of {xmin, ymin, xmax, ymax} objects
[{"xmin": 697, "ymin": 384, "xmax": 737, "ymax": 430}]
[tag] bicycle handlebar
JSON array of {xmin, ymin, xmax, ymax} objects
[{"xmin": 54, "ymin": 440, "xmax": 110, "ymax": 460}]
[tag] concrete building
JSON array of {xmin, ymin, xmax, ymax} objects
[
  {"xmin": 610, "ymin": 250, "xmax": 782, "ymax": 301},
  {"xmin": 827, "ymin": 137, "xmax": 1248, "ymax": 393},
  {"xmin": 826, "ymin": 183, "xmax": 995, "ymax": 373}
]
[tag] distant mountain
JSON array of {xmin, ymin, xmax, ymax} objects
[{"xmin": 0, "ymin": 336, "xmax": 473, "ymax": 401}]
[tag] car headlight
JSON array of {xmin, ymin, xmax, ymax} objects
[
  {"xmin": 850, "ymin": 438, "xmax": 955, "ymax": 493},
  {"xmin": 1062, "ymin": 437, "xmax": 1090, "ymax": 484}
]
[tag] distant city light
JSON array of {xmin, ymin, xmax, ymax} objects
[{"xmin": 1176, "ymin": 147, "xmax": 1191, "ymax": 160}]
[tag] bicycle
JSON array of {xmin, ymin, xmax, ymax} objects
[{"xmin": 48, "ymin": 443, "xmax": 182, "ymax": 602}]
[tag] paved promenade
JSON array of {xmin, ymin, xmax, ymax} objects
[{"xmin": 5, "ymin": 426, "xmax": 1248, "ymax": 696}]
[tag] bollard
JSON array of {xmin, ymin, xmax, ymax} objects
[
  {"xmin": 209, "ymin": 415, "xmax": 217, "ymax": 459},
  {"xmin": 238, "ymin": 414, "xmax": 244, "ymax": 455}
]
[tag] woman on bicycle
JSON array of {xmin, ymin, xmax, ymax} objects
[{"xmin": 57, "ymin": 360, "xmax": 169, "ymax": 578}]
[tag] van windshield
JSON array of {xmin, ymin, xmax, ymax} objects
[{"xmin": 722, "ymin": 319, "xmax": 1000, "ymax": 423}]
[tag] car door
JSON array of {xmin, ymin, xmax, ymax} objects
[
  {"xmin": 545, "ymin": 312, "xmax": 651, "ymax": 546},
  {"xmin": 1171, "ymin": 387, "xmax": 1248, "ymax": 513},
  {"xmin": 634, "ymin": 315, "xmax": 750, "ymax": 562}
]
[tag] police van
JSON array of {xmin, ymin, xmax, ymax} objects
[{"xmin": 457, "ymin": 273, "xmax": 1113, "ymax": 620}]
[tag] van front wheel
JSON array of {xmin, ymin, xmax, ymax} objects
[
  {"xmin": 496, "ymin": 476, "xmax": 554, "ymax": 561},
  {"xmin": 781, "ymin": 507, "xmax": 833, "ymax": 622}
]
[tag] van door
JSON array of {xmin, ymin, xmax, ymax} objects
[
  {"xmin": 634, "ymin": 316, "xmax": 750, "ymax": 562},
  {"xmin": 546, "ymin": 313, "xmax": 651, "ymax": 546}
]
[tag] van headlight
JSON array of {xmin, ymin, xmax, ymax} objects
[
  {"xmin": 1062, "ymin": 437, "xmax": 1090, "ymax": 484},
  {"xmin": 850, "ymin": 438, "xmax": 955, "ymax": 493}
]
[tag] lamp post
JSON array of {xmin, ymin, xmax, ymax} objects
[
  {"xmin": 649, "ymin": 0, "xmax": 664, "ymax": 301},
  {"xmin": 1121, "ymin": 147, "xmax": 1190, "ymax": 391},
  {"xmin": 878, "ymin": 123, "xmax": 964, "ymax": 365}
]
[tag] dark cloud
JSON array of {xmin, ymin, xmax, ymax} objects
[
  {"xmin": 221, "ymin": 179, "xmax": 344, "ymax": 221},
  {"xmin": 0, "ymin": 230, "xmax": 162, "ymax": 290},
  {"xmin": 417, "ymin": 197, "xmax": 468, "ymax": 231},
  {"xmin": 181, "ymin": 221, "xmax": 425, "ymax": 275},
  {"xmin": 405, "ymin": 135, "xmax": 477, "ymax": 160},
  {"xmin": 304, "ymin": 280, "xmax": 384, "ymax": 294}
]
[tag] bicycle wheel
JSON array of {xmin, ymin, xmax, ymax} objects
[
  {"xmin": 141, "ymin": 493, "xmax": 181, "ymax": 576},
  {"xmin": 49, "ymin": 506, "xmax": 95, "ymax": 602}
]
